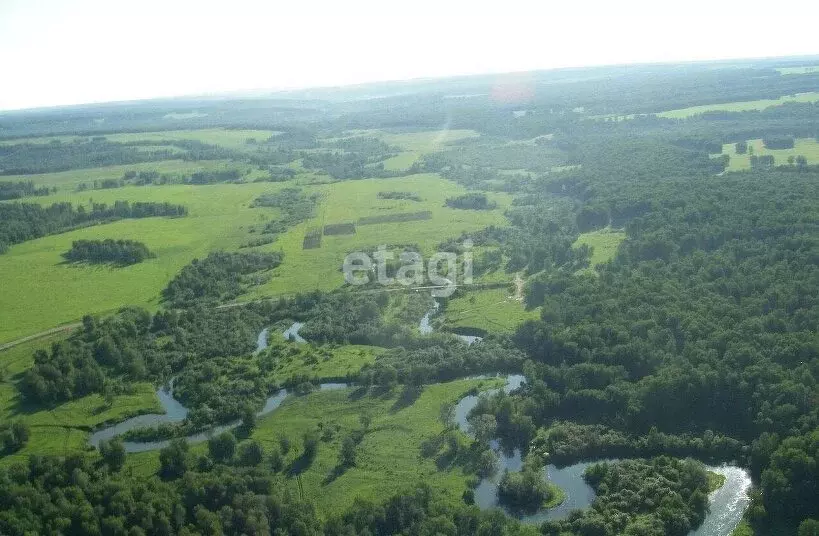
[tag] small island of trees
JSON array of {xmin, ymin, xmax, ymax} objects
[{"xmin": 63, "ymin": 239, "xmax": 155, "ymax": 266}]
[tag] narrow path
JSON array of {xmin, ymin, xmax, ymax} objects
[
  {"xmin": 513, "ymin": 272, "xmax": 524, "ymax": 301},
  {"xmin": 0, "ymin": 323, "xmax": 82, "ymax": 352}
]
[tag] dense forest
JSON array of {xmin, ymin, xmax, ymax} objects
[{"xmin": 162, "ymin": 251, "xmax": 284, "ymax": 307}]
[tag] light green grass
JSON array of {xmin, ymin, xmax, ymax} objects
[
  {"xmin": 657, "ymin": 92, "xmax": 819, "ymax": 118},
  {"xmin": 776, "ymin": 66, "xmax": 819, "ymax": 75},
  {"xmin": 248, "ymin": 174, "xmax": 512, "ymax": 297},
  {"xmin": 719, "ymin": 138, "xmax": 819, "ymax": 171},
  {"xmin": 364, "ymin": 129, "xmax": 480, "ymax": 171},
  {"xmin": 573, "ymin": 229, "xmax": 626, "ymax": 272},
  {"xmin": 0, "ymin": 183, "xmax": 285, "ymax": 344},
  {"xmin": 382, "ymin": 152, "xmax": 420, "ymax": 171},
  {"xmin": 443, "ymin": 288, "xmax": 540, "ymax": 334},
  {"xmin": 268, "ymin": 344, "xmax": 381, "ymax": 382},
  {"xmin": 544, "ymin": 483, "xmax": 567, "ymax": 508}
]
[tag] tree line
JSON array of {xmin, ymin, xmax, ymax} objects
[{"xmin": 0, "ymin": 200, "xmax": 187, "ymax": 253}]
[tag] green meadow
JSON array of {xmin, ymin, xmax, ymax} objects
[
  {"xmin": 657, "ymin": 91, "xmax": 819, "ymax": 118},
  {"xmin": 443, "ymin": 287, "xmax": 540, "ymax": 334},
  {"xmin": 0, "ymin": 183, "xmax": 282, "ymax": 343},
  {"xmin": 718, "ymin": 137, "xmax": 819, "ymax": 171},
  {"xmin": 248, "ymin": 173, "xmax": 512, "ymax": 298},
  {"xmin": 573, "ymin": 228, "xmax": 626, "ymax": 272}
]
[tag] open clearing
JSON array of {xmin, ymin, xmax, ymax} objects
[
  {"xmin": 718, "ymin": 137, "xmax": 819, "ymax": 171},
  {"xmin": 656, "ymin": 91, "xmax": 819, "ymax": 118},
  {"xmin": 573, "ymin": 228, "xmax": 626, "ymax": 272},
  {"xmin": 371, "ymin": 129, "xmax": 479, "ymax": 171},
  {"xmin": 443, "ymin": 287, "xmax": 540, "ymax": 333}
]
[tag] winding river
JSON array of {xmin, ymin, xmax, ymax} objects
[
  {"xmin": 89, "ymin": 323, "xmax": 318, "ymax": 453},
  {"xmin": 453, "ymin": 375, "xmax": 752, "ymax": 535},
  {"xmin": 90, "ymin": 318, "xmax": 751, "ymax": 535}
]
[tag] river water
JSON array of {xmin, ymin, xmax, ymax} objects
[
  {"xmin": 453, "ymin": 375, "xmax": 752, "ymax": 535},
  {"xmin": 420, "ymin": 300, "xmax": 483, "ymax": 344},
  {"xmin": 89, "ymin": 324, "xmax": 326, "ymax": 452}
]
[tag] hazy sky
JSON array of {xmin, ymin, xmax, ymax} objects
[{"xmin": 2, "ymin": 0, "xmax": 818, "ymax": 111}]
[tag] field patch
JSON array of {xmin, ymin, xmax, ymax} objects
[
  {"xmin": 718, "ymin": 138, "xmax": 819, "ymax": 171},
  {"xmin": 443, "ymin": 287, "xmax": 540, "ymax": 334},
  {"xmin": 656, "ymin": 92, "xmax": 819, "ymax": 118},
  {"xmin": 0, "ymin": 337, "xmax": 162, "ymax": 466},
  {"xmin": 573, "ymin": 228, "xmax": 626, "ymax": 271}
]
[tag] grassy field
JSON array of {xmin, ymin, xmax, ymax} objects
[
  {"xmin": 718, "ymin": 138, "xmax": 819, "ymax": 171},
  {"xmin": 657, "ymin": 92, "xmax": 819, "ymax": 118},
  {"xmin": 443, "ymin": 287, "xmax": 540, "ymax": 334},
  {"xmin": 573, "ymin": 228, "xmax": 626, "ymax": 272},
  {"xmin": 248, "ymin": 173, "xmax": 512, "ymax": 297},
  {"xmin": 0, "ymin": 183, "xmax": 283, "ymax": 343}
]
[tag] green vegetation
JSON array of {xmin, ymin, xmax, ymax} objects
[
  {"xmin": 4, "ymin": 59, "xmax": 819, "ymax": 534},
  {"xmin": 708, "ymin": 470, "xmax": 727, "ymax": 492}
]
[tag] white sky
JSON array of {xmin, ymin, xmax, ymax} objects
[{"xmin": 1, "ymin": 0, "xmax": 818, "ymax": 111}]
